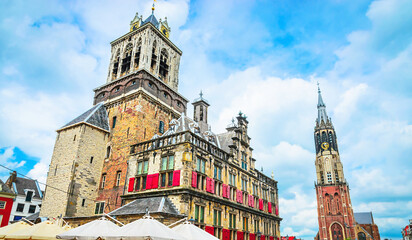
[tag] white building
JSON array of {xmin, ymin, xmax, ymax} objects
[{"xmin": 5, "ymin": 171, "xmax": 43, "ymax": 222}]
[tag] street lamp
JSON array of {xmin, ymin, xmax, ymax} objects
[{"xmin": 257, "ymin": 230, "xmax": 261, "ymax": 240}]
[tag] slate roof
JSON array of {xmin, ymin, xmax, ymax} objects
[
  {"xmin": 109, "ymin": 196, "xmax": 182, "ymax": 216},
  {"xmin": 354, "ymin": 212, "xmax": 374, "ymax": 224},
  {"xmin": 0, "ymin": 179, "xmax": 14, "ymax": 195},
  {"xmin": 142, "ymin": 14, "xmax": 159, "ymax": 28},
  {"xmin": 25, "ymin": 212, "xmax": 40, "ymax": 221},
  {"xmin": 11, "ymin": 177, "xmax": 42, "ymax": 199},
  {"xmin": 216, "ymin": 131, "xmax": 236, "ymax": 153},
  {"xmin": 60, "ymin": 103, "xmax": 109, "ymax": 132}
]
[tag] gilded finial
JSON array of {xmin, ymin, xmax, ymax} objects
[{"xmin": 151, "ymin": 0, "xmax": 156, "ymax": 14}]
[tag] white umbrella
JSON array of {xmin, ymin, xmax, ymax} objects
[
  {"xmin": 172, "ymin": 222, "xmax": 219, "ymax": 240},
  {"xmin": 57, "ymin": 217, "xmax": 120, "ymax": 240},
  {"xmin": 106, "ymin": 215, "xmax": 185, "ymax": 240}
]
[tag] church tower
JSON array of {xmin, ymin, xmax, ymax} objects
[
  {"xmin": 314, "ymin": 87, "xmax": 356, "ymax": 240},
  {"xmin": 192, "ymin": 91, "xmax": 210, "ymax": 132}
]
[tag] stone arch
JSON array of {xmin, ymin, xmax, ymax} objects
[
  {"xmin": 112, "ymin": 49, "xmax": 121, "ymax": 79},
  {"xmin": 121, "ymin": 43, "xmax": 133, "ymax": 75},
  {"xmin": 134, "ymin": 38, "xmax": 142, "ymax": 69},
  {"xmin": 329, "ymin": 222, "xmax": 345, "ymax": 240},
  {"xmin": 325, "ymin": 193, "xmax": 331, "ymax": 215},
  {"xmin": 159, "ymin": 48, "xmax": 169, "ymax": 81}
]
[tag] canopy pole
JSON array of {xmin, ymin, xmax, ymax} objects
[
  {"xmin": 104, "ymin": 213, "xmax": 125, "ymax": 226},
  {"xmin": 21, "ymin": 217, "xmax": 34, "ymax": 225},
  {"xmin": 167, "ymin": 217, "xmax": 187, "ymax": 227}
]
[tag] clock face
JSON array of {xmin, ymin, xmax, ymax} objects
[
  {"xmin": 321, "ymin": 142, "xmax": 329, "ymax": 150},
  {"xmin": 161, "ymin": 26, "xmax": 169, "ymax": 38}
]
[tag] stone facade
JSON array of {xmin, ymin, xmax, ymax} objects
[{"xmin": 40, "ymin": 123, "xmax": 108, "ymax": 218}]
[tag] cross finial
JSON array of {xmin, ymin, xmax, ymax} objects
[
  {"xmin": 199, "ymin": 90, "xmax": 203, "ymax": 98},
  {"xmin": 151, "ymin": 1, "xmax": 155, "ymax": 14},
  {"xmin": 317, "ymin": 81, "xmax": 321, "ymax": 93}
]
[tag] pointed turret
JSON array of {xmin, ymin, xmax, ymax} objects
[{"xmin": 316, "ymin": 85, "xmax": 329, "ymax": 126}]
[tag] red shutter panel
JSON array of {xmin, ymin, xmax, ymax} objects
[
  {"xmin": 227, "ymin": 185, "xmax": 231, "ymax": 199},
  {"xmin": 259, "ymin": 199, "xmax": 264, "ymax": 210},
  {"xmin": 250, "ymin": 233, "xmax": 256, "ymax": 240},
  {"xmin": 206, "ymin": 177, "xmax": 211, "ymax": 192},
  {"xmin": 270, "ymin": 237, "xmax": 275, "ymax": 240},
  {"xmin": 128, "ymin": 177, "xmax": 135, "ymax": 192},
  {"xmin": 222, "ymin": 229, "xmax": 230, "ymax": 240},
  {"xmin": 192, "ymin": 171, "xmax": 197, "ymax": 188},
  {"xmin": 275, "ymin": 205, "xmax": 279, "ymax": 216},
  {"xmin": 268, "ymin": 202, "xmax": 272, "ymax": 213},
  {"xmin": 152, "ymin": 173, "xmax": 159, "ymax": 189},
  {"xmin": 172, "ymin": 170, "xmax": 181, "ymax": 186},
  {"xmin": 146, "ymin": 174, "xmax": 152, "ymax": 189},
  {"xmin": 261, "ymin": 235, "xmax": 265, "ymax": 240},
  {"xmin": 205, "ymin": 226, "xmax": 214, "ymax": 235},
  {"xmin": 237, "ymin": 231, "xmax": 244, "ymax": 240},
  {"xmin": 222, "ymin": 184, "xmax": 227, "ymax": 198},
  {"xmin": 211, "ymin": 179, "xmax": 215, "ymax": 194}
]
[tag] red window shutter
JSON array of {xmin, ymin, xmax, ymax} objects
[
  {"xmin": 250, "ymin": 233, "xmax": 256, "ymax": 240},
  {"xmin": 211, "ymin": 179, "xmax": 215, "ymax": 194},
  {"xmin": 222, "ymin": 184, "xmax": 227, "ymax": 198},
  {"xmin": 259, "ymin": 199, "xmax": 264, "ymax": 210},
  {"xmin": 172, "ymin": 170, "xmax": 181, "ymax": 186},
  {"xmin": 276, "ymin": 205, "xmax": 279, "ymax": 216},
  {"xmin": 222, "ymin": 229, "xmax": 230, "ymax": 240},
  {"xmin": 191, "ymin": 171, "xmax": 197, "ymax": 188},
  {"xmin": 226, "ymin": 185, "xmax": 230, "ymax": 199},
  {"xmin": 237, "ymin": 231, "xmax": 244, "ymax": 240},
  {"xmin": 261, "ymin": 235, "xmax": 266, "ymax": 240},
  {"xmin": 270, "ymin": 237, "xmax": 275, "ymax": 240},
  {"xmin": 152, "ymin": 173, "xmax": 159, "ymax": 189},
  {"xmin": 128, "ymin": 177, "xmax": 135, "ymax": 192},
  {"xmin": 146, "ymin": 174, "xmax": 152, "ymax": 189},
  {"xmin": 268, "ymin": 202, "xmax": 272, "ymax": 213},
  {"xmin": 206, "ymin": 177, "xmax": 210, "ymax": 192},
  {"xmin": 205, "ymin": 226, "xmax": 214, "ymax": 235}
]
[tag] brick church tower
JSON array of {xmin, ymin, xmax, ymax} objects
[{"xmin": 314, "ymin": 87, "xmax": 356, "ymax": 240}]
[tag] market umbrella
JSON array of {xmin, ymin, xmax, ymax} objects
[
  {"xmin": 57, "ymin": 217, "xmax": 119, "ymax": 240},
  {"xmin": 106, "ymin": 215, "xmax": 185, "ymax": 240},
  {"xmin": 172, "ymin": 222, "xmax": 219, "ymax": 240},
  {"xmin": 5, "ymin": 220, "xmax": 68, "ymax": 240},
  {"xmin": 0, "ymin": 222, "xmax": 30, "ymax": 239}
]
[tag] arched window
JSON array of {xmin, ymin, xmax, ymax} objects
[
  {"xmin": 358, "ymin": 232, "xmax": 366, "ymax": 240},
  {"xmin": 151, "ymin": 41, "xmax": 157, "ymax": 71},
  {"xmin": 159, "ymin": 48, "xmax": 169, "ymax": 80},
  {"xmin": 159, "ymin": 121, "xmax": 164, "ymax": 134},
  {"xmin": 134, "ymin": 38, "xmax": 142, "ymax": 69},
  {"xmin": 321, "ymin": 131, "xmax": 327, "ymax": 143},
  {"xmin": 112, "ymin": 50, "xmax": 120, "ymax": 79},
  {"xmin": 335, "ymin": 193, "xmax": 341, "ymax": 214},
  {"xmin": 121, "ymin": 44, "xmax": 133, "ymax": 74},
  {"xmin": 106, "ymin": 146, "xmax": 111, "ymax": 158},
  {"xmin": 331, "ymin": 223, "xmax": 343, "ymax": 240},
  {"xmin": 325, "ymin": 194, "xmax": 331, "ymax": 215}
]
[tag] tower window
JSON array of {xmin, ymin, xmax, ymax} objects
[
  {"xmin": 335, "ymin": 170, "xmax": 339, "ymax": 183},
  {"xmin": 116, "ymin": 171, "xmax": 121, "ymax": 186},
  {"xmin": 320, "ymin": 171, "xmax": 324, "ymax": 184},
  {"xmin": 134, "ymin": 45, "xmax": 141, "ymax": 69},
  {"xmin": 121, "ymin": 44, "xmax": 133, "ymax": 74},
  {"xmin": 112, "ymin": 116, "xmax": 117, "ymax": 129},
  {"xmin": 106, "ymin": 146, "xmax": 111, "ymax": 158},
  {"xmin": 112, "ymin": 50, "xmax": 120, "ymax": 79},
  {"xmin": 327, "ymin": 172, "xmax": 332, "ymax": 182},
  {"xmin": 159, "ymin": 121, "xmax": 164, "ymax": 134},
  {"xmin": 100, "ymin": 174, "xmax": 106, "ymax": 189},
  {"xmin": 159, "ymin": 49, "xmax": 169, "ymax": 80},
  {"xmin": 151, "ymin": 41, "xmax": 157, "ymax": 71}
]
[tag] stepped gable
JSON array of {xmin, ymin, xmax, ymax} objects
[
  {"xmin": 60, "ymin": 103, "xmax": 109, "ymax": 132},
  {"xmin": 108, "ymin": 196, "xmax": 182, "ymax": 216}
]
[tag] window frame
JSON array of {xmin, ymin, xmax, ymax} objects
[
  {"xmin": 16, "ymin": 203, "xmax": 25, "ymax": 213},
  {"xmin": 95, "ymin": 202, "xmax": 105, "ymax": 215}
]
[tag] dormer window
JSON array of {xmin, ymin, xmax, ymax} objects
[{"xmin": 25, "ymin": 190, "xmax": 34, "ymax": 202}]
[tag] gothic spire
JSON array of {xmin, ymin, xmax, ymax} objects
[{"xmin": 317, "ymin": 84, "xmax": 329, "ymax": 125}]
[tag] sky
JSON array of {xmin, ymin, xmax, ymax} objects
[{"xmin": 0, "ymin": 0, "xmax": 411, "ymax": 239}]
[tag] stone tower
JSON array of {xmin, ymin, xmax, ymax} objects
[
  {"xmin": 314, "ymin": 87, "xmax": 356, "ymax": 240},
  {"xmin": 93, "ymin": 9, "xmax": 188, "ymax": 212},
  {"xmin": 192, "ymin": 91, "xmax": 210, "ymax": 132},
  {"xmin": 40, "ymin": 103, "xmax": 109, "ymax": 218}
]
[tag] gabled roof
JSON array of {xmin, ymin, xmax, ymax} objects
[
  {"xmin": 60, "ymin": 103, "xmax": 109, "ymax": 132},
  {"xmin": 216, "ymin": 131, "xmax": 235, "ymax": 153},
  {"xmin": 9, "ymin": 177, "xmax": 42, "ymax": 199},
  {"xmin": 142, "ymin": 14, "xmax": 159, "ymax": 28},
  {"xmin": 354, "ymin": 212, "xmax": 374, "ymax": 224},
  {"xmin": 109, "ymin": 196, "xmax": 182, "ymax": 216},
  {"xmin": 0, "ymin": 179, "xmax": 14, "ymax": 195}
]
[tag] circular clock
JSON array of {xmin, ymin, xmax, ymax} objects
[{"xmin": 321, "ymin": 142, "xmax": 329, "ymax": 150}]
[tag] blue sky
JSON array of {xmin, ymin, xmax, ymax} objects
[{"xmin": 0, "ymin": 0, "xmax": 411, "ymax": 239}]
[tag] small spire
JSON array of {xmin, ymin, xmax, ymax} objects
[
  {"xmin": 316, "ymin": 83, "xmax": 329, "ymax": 125},
  {"xmin": 151, "ymin": 0, "xmax": 156, "ymax": 14},
  {"xmin": 199, "ymin": 90, "xmax": 203, "ymax": 99}
]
